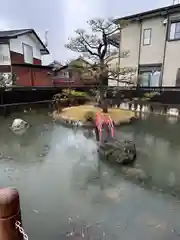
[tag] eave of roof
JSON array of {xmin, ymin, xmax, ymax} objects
[
  {"xmin": 53, "ymin": 65, "xmax": 68, "ymax": 72},
  {"xmin": 114, "ymin": 3, "xmax": 180, "ymax": 23}
]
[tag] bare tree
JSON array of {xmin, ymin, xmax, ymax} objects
[{"xmin": 65, "ymin": 18, "xmax": 136, "ymax": 112}]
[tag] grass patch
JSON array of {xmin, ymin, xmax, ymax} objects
[{"xmin": 53, "ymin": 105, "xmax": 135, "ymax": 124}]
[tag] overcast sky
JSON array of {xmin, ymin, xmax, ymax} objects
[{"xmin": 0, "ymin": 0, "xmax": 175, "ymax": 64}]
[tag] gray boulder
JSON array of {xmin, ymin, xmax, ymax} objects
[
  {"xmin": 10, "ymin": 118, "xmax": 30, "ymax": 135},
  {"xmin": 97, "ymin": 138, "xmax": 137, "ymax": 165}
]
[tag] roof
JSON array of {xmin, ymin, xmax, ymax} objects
[
  {"xmin": 52, "ymin": 64, "xmax": 68, "ymax": 72},
  {"xmin": 114, "ymin": 3, "xmax": 180, "ymax": 23},
  {"xmin": 0, "ymin": 29, "xmax": 49, "ymax": 54},
  {"xmin": 48, "ymin": 60, "xmax": 62, "ymax": 67},
  {"xmin": 70, "ymin": 56, "xmax": 92, "ymax": 65}
]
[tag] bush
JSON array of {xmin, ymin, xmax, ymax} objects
[
  {"xmin": 52, "ymin": 89, "xmax": 90, "ymax": 109},
  {"xmin": 143, "ymin": 91, "xmax": 160, "ymax": 99},
  {"xmin": 84, "ymin": 111, "xmax": 96, "ymax": 122},
  {"xmin": 70, "ymin": 90, "xmax": 89, "ymax": 98},
  {"xmin": 62, "ymin": 89, "xmax": 90, "ymax": 98}
]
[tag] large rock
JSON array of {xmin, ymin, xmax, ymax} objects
[
  {"xmin": 97, "ymin": 138, "xmax": 137, "ymax": 165},
  {"xmin": 10, "ymin": 118, "xmax": 30, "ymax": 135}
]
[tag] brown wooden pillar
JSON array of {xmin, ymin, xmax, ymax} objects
[{"xmin": 0, "ymin": 188, "xmax": 23, "ymax": 240}]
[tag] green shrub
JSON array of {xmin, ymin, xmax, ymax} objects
[
  {"xmin": 61, "ymin": 89, "xmax": 89, "ymax": 98},
  {"xmin": 70, "ymin": 90, "xmax": 89, "ymax": 98},
  {"xmin": 143, "ymin": 91, "xmax": 160, "ymax": 99},
  {"xmin": 52, "ymin": 89, "xmax": 90, "ymax": 108}
]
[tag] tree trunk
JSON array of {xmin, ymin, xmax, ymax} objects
[{"xmin": 99, "ymin": 60, "xmax": 108, "ymax": 113}]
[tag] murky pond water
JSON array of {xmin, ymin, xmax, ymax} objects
[{"xmin": 0, "ymin": 110, "xmax": 180, "ymax": 239}]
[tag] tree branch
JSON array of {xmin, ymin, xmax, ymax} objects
[
  {"xmin": 65, "ymin": 17, "xmax": 134, "ymax": 90},
  {"xmin": 65, "ymin": 29, "xmax": 100, "ymax": 57},
  {"xmin": 101, "ymin": 31, "xmax": 107, "ymax": 59}
]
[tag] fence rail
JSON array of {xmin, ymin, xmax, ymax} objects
[
  {"xmin": 0, "ymin": 85, "xmax": 180, "ymax": 109},
  {"xmin": 0, "ymin": 100, "xmax": 53, "ymax": 108},
  {"xmin": 1, "ymin": 85, "xmax": 180, "ymax": 91}
]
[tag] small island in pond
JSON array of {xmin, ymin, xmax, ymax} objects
[{"xmin": 53, "ymin": 104, "xmax": 136, "ymax": 127}]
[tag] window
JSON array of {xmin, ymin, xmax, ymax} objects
[
  {"xmin": 151, "ymin": 71, "xmax": 161, "ymax": 86},
  {"xmin": 139, "ymin": 72, "xmax": 149, "ymax": 86},
  {"xmin": 63, "ymin": 71, "xmax": 69, "ymax": 78},
  {"xmin": 139, "ymin": 70, "xmax": 161, "ymax": 87},
  {"xmin": 55, "ymin": 71, "xmax": 69, "ymax": 79},
  {"xmin": 143, "ymin": 28, "xmax": 152, "ymax": 45},
  {"xmin": 169, "ymin": 21, "xmax": 180, "ymax": 40},
  {"xmin": 23, "ymin": 43, "xmax": 33, "ymax": 64}
]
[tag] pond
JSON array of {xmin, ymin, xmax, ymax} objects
[{"xmin": 0, "ymin": 110, "xmax": 180, "ymax": 239}]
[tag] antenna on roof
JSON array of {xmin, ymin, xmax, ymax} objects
[{"xmin": 44, "ymin": 29, "xmax": 49, "ymax": 47}]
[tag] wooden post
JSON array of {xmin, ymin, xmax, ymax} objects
[{"xmin": 0, "ymin": 188, "xmax": 23, "ymax": 240}]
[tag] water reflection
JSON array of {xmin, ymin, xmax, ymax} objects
[{"xmin": 119, "ymin": 115, "xmax": 180, "ymax": 197}]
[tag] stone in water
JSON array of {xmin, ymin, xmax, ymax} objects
[{"xmin": 10, "ymin": 118, "xmax": 30, "ymax": 135}]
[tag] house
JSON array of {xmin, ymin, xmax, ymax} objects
[
  {"xmin": 109, "ymin": 3, "xmax": 180, "ymax": 87},
  {"xmin": 52, "ymin": 57, "xmax": 102, "ymax": 87},
  {"xmin": 48, "ymin": 60, "xmax": 63, "ymax": 70},
  {"xmin": 0, "ymin": 29, "xmax": 53, "ymax": 87}
]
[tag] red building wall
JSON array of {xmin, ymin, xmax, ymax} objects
[
  {"xmin": 11, "ymin": 51, "xmax": 24, "ymax": 64},
  {"xmin": 13, "ymin": 65, "xmax": 53, "ymax": 86},
  {"xmin": 0, "ymin": 66, "xmax": 11, "ymax": 73},
  {"xmin": 32, "ymin": 68, "xmax": 53, "ymax": 86},
  {"xmin": 11, "ymin": 51, "xmax": 42, "ymax": 65},
  {"xmin": 10, "ymin": 50, "xmax": 52, "ymax": 87},
  {"xmin": 13, "ymin": 66, "xmax": 32, "ymax": 86},
  {"xmin": 33, "ymin": 58, "xmax": 41, "ymax": 65},
  {"xmin": 0, "ymin": 42, "xmax": 52, "ymax": 87}
]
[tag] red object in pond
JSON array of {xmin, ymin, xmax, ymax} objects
[
  {"xmin": 95, "ymin": 112, "xmax": 114, "ymax": 141},
  {"xmin": 104, "ymin": 114, "xmax": 114, "ymax": 138}
]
